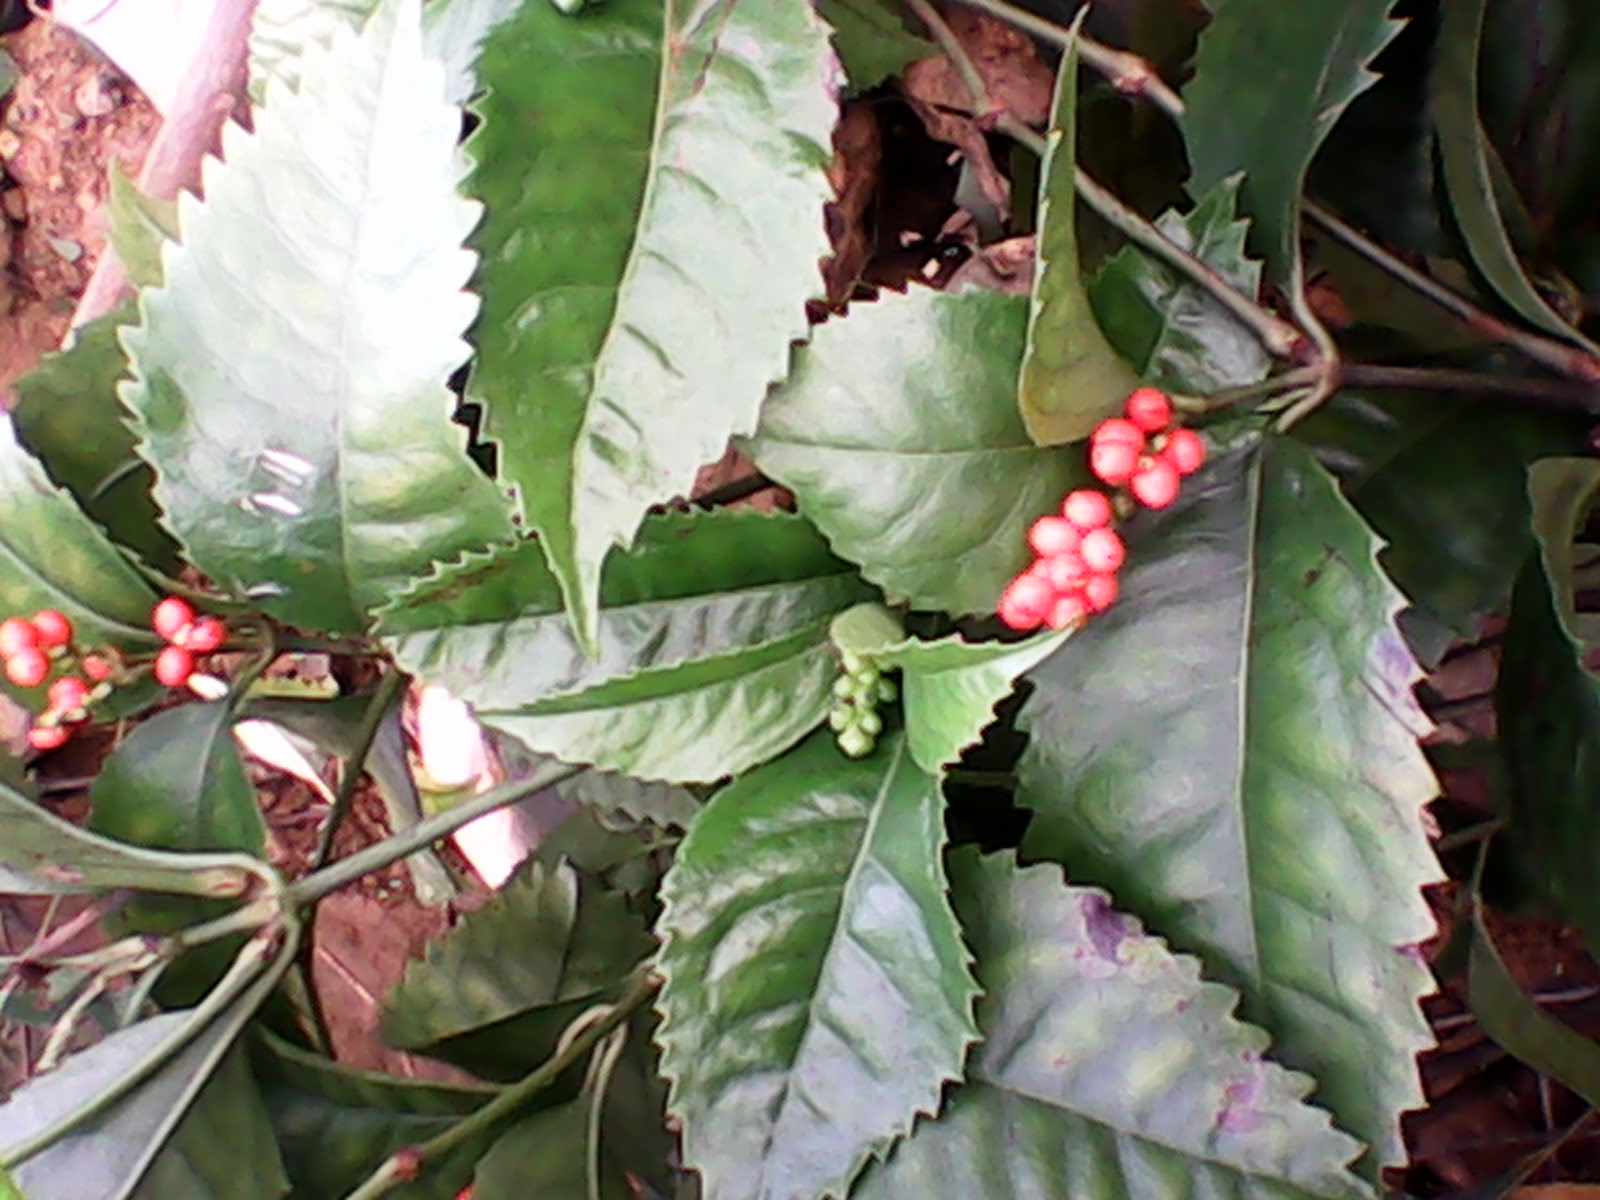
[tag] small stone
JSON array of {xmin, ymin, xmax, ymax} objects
[
  {"xmin": 46, "ymin": 235, "xmax": 83, "ymax": 263},
  {"xmin": 74, "ymin": 74, "xmax": 119, "ymax": 118}
]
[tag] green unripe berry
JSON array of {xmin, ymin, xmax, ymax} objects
[
  {"xmin": 837, "ymin": 726, "xmax": 874, "ymax": 758},
  {"xmin": 833, "ymin": 675, "xmax": 856, "ymax": 699},
  {"xmin": 851, "ymin": 666, "xmax": 879, "ymax": 688},
  {"xmin": 828, "ymin": 704, "xmax": 852, "ymax": 732},
  {"xmin": 840, "ymin": 650, "xmax": 864, "ymax": 675},
  {"xmin": 875, "ymin": 677, "xmax": 898, "ymax": 704},
  {"xmin": 858, "ymin": 709, "xmax": 882, "ymax": 736}
]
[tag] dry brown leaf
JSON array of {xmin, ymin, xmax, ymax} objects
[{"xmin": 822, "ymin": 100, "xmax": 881, "ymax": 309}]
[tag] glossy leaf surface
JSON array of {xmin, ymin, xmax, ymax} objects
[
  {"xmin": 254, "ymin": 1030, "xmax": 502, "ymax": 1199},
  {"xmin": 0, "ymin": 418, "xmax": 159, "ymax": 651},
  {"xmin": 1496, "ymin": 460, "xmax": 1600, "ymax": 955},
  {"xmin": 1016, "ymin": 437, "xmax": 1440, "ymax": 1171},
  {"xmin": 1017, "ymin": 35, "xmax": 1139, "ymax": 445},
  {"xmin": 852, "ymin": 853, "xmax": 1373, "ymax": 1200},
  {"xmin": 467, "ymin": 0, "xmax": 835, "ymax": 648},
  {"xmin": 10, "ymin": 305, "xmax": 177, "ymax": 571},
  {"xmin": 1183, "ymin": 0, "xmax": 1401, "ymax": 281},
  {"xmin": 1295, "ymin": 392, "xmax": 1584, "ymax": 665},
  {"xmin": 380, "ymin": 511, "xmax": 864, "ymax": 706},
  {"xmin": 0, "ymin": 771, "xmax": 249, "ymax": 898},
  {"xmin": 832, "ymin": 609, "xmax": 1068, "ymax": 773},
  {"xmin": 656, "ymin": 732, "xmax": 979, "ymax": 1200},
  {"xmin": 748, "ymin": 288, "xmax": 1081, "ymax": 616},
  {"xmin": 130, "ymin": 1048, "xmax": 290, "ymax": 1200},
  {"xmin": 1088, "ymin": 178, "xmax": 1271, "ymax": 393},
  {"xmin": 89, "ymin": 701, "xmax": 265, "ymax": 858},
  {"xmin": 1434, "ymin": 0, "xmax": 1596, "ymax": 347},
  {"xmin": 383, "ymin": 856, "xmax": 652, "ymax": 1050},
  {"xmin": 383, "ymin": 511, "xmax": 871, "ymax": 783},
  {"xmin": 122, "ymin": 0, "xmax": 514, "ymax": 632}
]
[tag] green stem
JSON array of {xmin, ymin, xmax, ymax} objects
[
  {"xmin": 340, "ymin": 966, "xmax": 661, "ymax": 1200},
  {"xmin": 1074, "ymin": 167, "xmax": 1305, "ymax": 361},
  {"xmin": 1305, "ymin": 201, "xmax": 1600, "ymax": 384},
  {"xmin": 311, "ymin": 669, "xmax": 407, "ymax": 870},
  {"xmin": 287, "ymin": 758, "xmax": 584, "ymax": 906},
  {"xmin": 0, "ymin": 924, "xmax": 297, "ymax": 1169},
  {"xmin": 909, "ymin": 0, "xmax": 1304, "ymax": 362},
  {"xmin": 952, "ymin": 0, "xmax": 1186, "ymax": 119}
]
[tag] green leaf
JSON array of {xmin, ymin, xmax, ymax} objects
[
  {"xmin": 555, "ymin": 768, "xmax": 700, "ymax": 830},
  {"xmin": 1017, "ymin": 31, "xmax": 1140, "ymax": 445},
  {"xmin": 467, "ymin": 0, "xmax": 835, "ymax": 650},
  {"xmin": 252, "ymin": 1029, "xmax": 503, "ymax": 1200},
  {"xmin": 0, "ymin": 418, "xmax": 160, "ymax": 651},
  {"xmin": 380, "ymin": 510, "xmax": 866, "ymax": 707},
  {"xmin": 10, "ymin": 305, "xmax": 179, "ymax": 572},
  {"xmin": 1016, "ymin": 436, "xmax": 1440, "ymax": 1173},
  {"xmin": 1494, "ymin": 462, "xmax": 1600, "ymax": 953},
  {"xmin": 131, "ymin": 1047, "xmax": 290, "ymax": 1200},
  {"xmin": 1294, "ymin": 392, "xmax": 1585, "ymax": 666},
  {"xmin": 851, "ymin": 853, "xmax": 1373, "ymax": 1200},
  {"xmin": 89, "ymin": 702, "xmax": 265, "ymax": 858},
  {"xmin": 383, "ymin": 511, "xmax": 871, "ymax": 784},
  {"xmin": 1526, "ymin": 455, "xmax": 1600, "ymax": 623},
  {"xmin": 656, "ymin": 732, "xmax": 979, "ymax": 1200},
  {"xmin": 1468, "ymin": 891, "xmax": 1600, "ymax": 1109},
  {"xmin": 747, "ymin": 288, "xmax": 1081, "ymax": 616},
  {"xmin": 121, "ymin": 0, "xmax": 515, "ymax": 633},
  {"xmin": 1088, "ymin": 178, "xmax": 1271, "ymax": 393},
  {"xmin": 0, "ymin": 1166, "xmax": 21, "ymax": 1200},
  {"xmin": 107, "ymin": 163, "xmax": 178, "ymax": 292},
  {"xmin": 814, "ymin": 0, "xmax": 933, "ymax": 90},
  {"xmin": 382, "ymin": 856, "xmax": 652, "ymax": 1051},
  {"xmin": 0, "ymin": 768, "xmax": 251, "ymax": 898},
  {"xmin": 830, "ymin": 607, "xmax": 1068, "ymax": 773},
  {"xmin": 249, "ymin": 0, "xmax": 522, "ymax": 105},
  {"xmin": 1433, "ymin": 0, "xmax": 1596, "ymax": 349},
  {"xmin": 1182, "ymin": 0, "xmax": 1401, "ymax": 282},
  {"xmin": 472, "ymin": 1104, "xmax": 613, "ymax": 1200},
  {"xmin": 1, "ymin": 941, "xmax": 288, "ymax": 1200}
]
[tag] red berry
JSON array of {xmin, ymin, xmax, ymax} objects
[
  {"xmin": 1124, "ymin": 387, "xmax": 1173, "ymax": 433},
  {"xmin": 1061, "ymin": 489, "xmax": 1113, "ymax": 530},
  {"xmin": 32, "ymin": 610, "xmax": 73, "ymax": 650},
  {"xmin": 997, "ymin": 574, "xmax": 1054, "ymax": 630},
  {"xmin": 154, "ymin": 646, "xmax": 195, "ymax": 688},
  {"xmin": 5, "ymin": 648, "xmax": 48, "ymax": 688},
  {"xmin": 1047, "ymin": 593, "xmax": 1089, "ymax": 630},
  {"xmin": 178, "ymin": 617, "xmax": 227, "ymax": 653},
  {"xmin": 1080, "ymin": 528, "xmax": 1126, "ymax": 573},
  {"xmin": 152, "ymin": 597, "xmax": 197, "ymax": 642},
  {"xmin": 1162, "ymin": 428, "xmax": 1206, "ymax": 476},
  {"xmin": 1131, "ymin": 459, "xmax": 1182, "ymax": 509},
  {"xmin": 82, "ymin": 655, "xmax": 112, "ymax": 682},
  {"xmin": 0, "ymin": 617, "xmax": 38, "ymax": 658},
  {"xmin": 1028, "ymin": 516, "xmax": 1081, "ymax": 558},
  {"xmin": 1089, "ymin": 439, "xmax": 1140, "ymax": 486},
  {"xmin": 1042, "ymin": 551, "xmax": 1089, "ymax": 593},
  {"xmin": 47, "ymin": 676, "xmax": 89, "ymax": 714},
  {"xmin": 1083, "ymin": 572, "xmax": 1119, "ymax": 612},
  {"xmin": 1091, "ymin": 417, "xmax": 1146, "ymax": 448},
  {"xmin": 27, "ymin": 726, "xmax": 70, "ymax": 752}
]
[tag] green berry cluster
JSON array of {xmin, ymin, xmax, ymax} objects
[{"xmin": 828, "ymin": 650, "xmax": 897, "ymax": 758}]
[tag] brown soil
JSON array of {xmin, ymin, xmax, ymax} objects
[{"xmin": 0, "ymin": 17, "xmax": 157, "ymax": 394}]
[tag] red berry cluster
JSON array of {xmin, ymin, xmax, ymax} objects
[
  {"xmin": 150, "ymin": 597, "xmax": 226, "ymax": 688},
  {"xmin": 1088, "ymin": 387, "xmax": 1204, "ymax": 506},
  {"xmin": 997, "ymin": 489, "xmax": 1123, "ymax": 631},
  {"xmin": 996, "ymin": 387, "xmax": 1206, "ymax": 634},
  {"xmin": 1, "ymin": 610, "xmax": 105, "ymax": 750}
]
